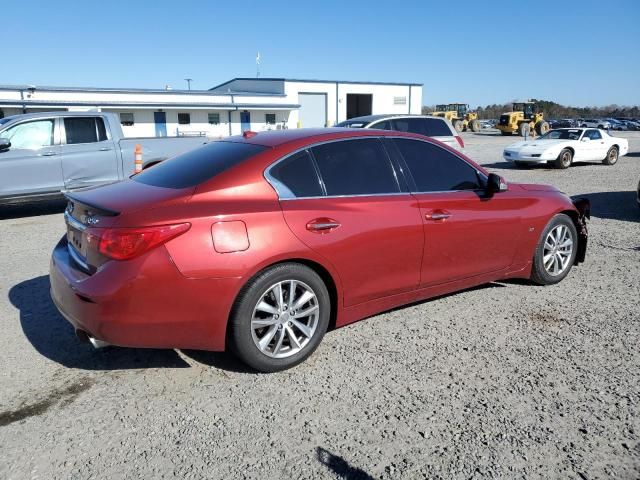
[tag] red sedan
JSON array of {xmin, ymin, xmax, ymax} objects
[{"xmin": 50, "ymin": 128, "xmax": 590, "ymax": 372}]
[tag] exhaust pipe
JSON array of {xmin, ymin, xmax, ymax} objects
[{"xmin": 75, "ymin": 329, "xmax": 110, "ymax": 349}]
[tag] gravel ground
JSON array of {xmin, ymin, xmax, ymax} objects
[{"xmin": 0, "ymin": 131, "xmax": 638, "ymax": 480}]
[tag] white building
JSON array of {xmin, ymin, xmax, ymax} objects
[{"xmin": 0, "ymin": 78, "xmax": 422, "ymax": 138}]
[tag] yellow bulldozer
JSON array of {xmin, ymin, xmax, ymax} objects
[
  {"xmin": 496, "ymin": 101, "xmax": 550, "ymax": 136},
  {"xmin": 431, "ymin": 103, "xmax": 481, "ymax": 133}
]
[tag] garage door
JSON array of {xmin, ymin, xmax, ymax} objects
[{"xmin": 298, "ymin": 93, "xmax": 327, "ymax": 128}]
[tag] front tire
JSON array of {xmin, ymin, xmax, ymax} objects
[
  {"xmin": 519, "ymin": 122, "xmax": 530, "ymax": 137},
  {"xmin": 228, "ymin": 263, "xmax": 330, "ymax": 372},
  {"xmin": 554, "ymin": 148, "xmax": 573, "ymax": 169},
  {"xmin": 536, "ymin": 121, "xmax": 550, "ymax": 135},
  {"xmin": 603, "ymin": 146, "xmax": 619, "ymax": 165},
  {"xmin": 453, "ymin": 120, "xmax": 464, "ymax": 132},
  {"xmin": 530, "ymin": 214, "xmax": 578, "ymax": 285},
  {"xmin": 470, "ymin": 120, "xmax": 481, "ymax": 132}
]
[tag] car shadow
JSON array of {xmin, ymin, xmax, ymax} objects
[
  {"xmin": 626, "ymin": 151, "xmax": 640, "ymax": 158},
  {"xmin": 316, "ymin": 447, "xmax": 374, "ymax": 480},
  {"xmin": 0, "ymin": 199, "xmax": 67, "ymax": 220},
  {"xmin": 572, "ymin": 191, "xmax": 639, "ymax": 222},
  {"xmin": 180, "ymin": 350, "xmax": 256, "ymax": 374},
  {"xmin": 9, "ymin": 275, "xmax": 190, "ymax": 370},
  {"xmin": 482, "ymin": 160, "xmax": 609, "ymax": 170}
]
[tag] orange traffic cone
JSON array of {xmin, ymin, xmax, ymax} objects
[{"xmin": 134, "ymin": 144, "xmax": 142, "ymax": 173}]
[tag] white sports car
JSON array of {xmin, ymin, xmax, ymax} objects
[{"xmin": 503, "ymin": 128, "xmax": 629, "ymax": 169}]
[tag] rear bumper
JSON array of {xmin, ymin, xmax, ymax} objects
[{"xmin": 49, "ymin": 237, "xmax": 240, "ymax": 351}]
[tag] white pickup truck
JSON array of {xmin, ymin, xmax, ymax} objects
[{"xmin": 0, "ymin": 112, "xmax": 209, "ymax": 205}]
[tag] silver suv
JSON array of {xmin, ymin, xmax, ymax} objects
[{"xmin": 336, "ymin": 115, "xmax": 464, "ymax": 150}]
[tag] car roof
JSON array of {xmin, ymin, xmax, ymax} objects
[{"xmin": 341, "ymin": 114, "xmax": 445, "ymax": 124}]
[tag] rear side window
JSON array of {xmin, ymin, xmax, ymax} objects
[
  {"xmin": 268, "ymin": 150, "xmax": 323, "ymax": 198},
  {"xmin": 394, "ymin": 138, "xmax": 481, "ymax": 192},
  {"xmin": 311, "ymin": 138, "xmax": 399, "ymax": 196},
  {"xmin": 392, "ymin": 118, "xmax": 452, "ymax": 137},
  {"xmin": 64, "ymin": 117, "xmax": 107, "ymax": 144},
  {"xmin": 133, "ymin": 141, "xmax": 267, "ymax": 189}
]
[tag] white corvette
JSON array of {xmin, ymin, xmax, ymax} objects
[{"xmin": 503, "ymin": 128, "xmax": 629, "ymax": 169}]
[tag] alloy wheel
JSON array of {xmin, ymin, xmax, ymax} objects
[
  {"xmin": 250, "ymin": 280, "xmax": 319, "ymax": 358},
  {"xmin": 543, "ymin": 225, "xmax": 574, "ymax": 276}
]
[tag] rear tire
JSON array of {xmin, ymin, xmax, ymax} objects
[
  {"xmin": 470, "ymin": 120, "xmax": 481, "ymax": 132},
  {"xmin": 228, "ymin": 263, "xmax": 330, "ymax": 372},
  {"xmin": 602, "ymin": 146, "xmax": 618, "ymax": 165},
  {"xmin": 554, "ymin": 148, "xmax": 573, "ymax": 169},
  {"xmin": 530, "ymin": 214, "xmax": 578, "ymax": 285}
]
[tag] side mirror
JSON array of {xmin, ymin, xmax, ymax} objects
[
  {"xmin": 486, "ymin": 173, "xmax": 507, "ymax": 197},
  {"xmin": 0, "ymin": 138, "xmax": 10, "ymax": 152},
  {"xmin": 581, "ymin": 137, "xmax": 590, "ymax": 142}
]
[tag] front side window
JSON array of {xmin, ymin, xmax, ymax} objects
[
  {"xmin": 268, "ymin": 150, "xmax": 323, "ymax": 198},
  {"xmin": 265, "ymin": 113, "xmax": 276, "ymax": 125},
  {"xmin": 178, "ymin": 113, "xmax": 191, "ymax": 125},
  {"xmin": 311, "ymin": 138, "xmax": 399, "ymax": 196},
  {"xmin": 0, "ymin": 119, "xmax": 54, "ymax": 149},
  {"xmin": 64, "ymin": 117, "xmax": 107, "ymax": 144},
  {"xmin": 394, "ymin": 138, "xmax": 481, "ymax": 192}
]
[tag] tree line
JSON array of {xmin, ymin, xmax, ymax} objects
[{"xmin": 422, "ymin": 100, "xmax": 640, "ymax": 120}]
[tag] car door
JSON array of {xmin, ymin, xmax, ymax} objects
[
  {"xmin": 60, "ymin": 116, "xmax": 119, "ymax": 189},
  {"xmin": 388, "ymin": 137, "xmax": 524, "ymax": 286},
  {"xmin": 269, "ymin": 138, "xmax": 424, "ymax": 307},
  {"xmin": 581, "ymin": 129, "xmax": 607, "ymax": 160},
  {"xmin": 0, "ymin": 117, "xmax": 63, "ymax": 197}
]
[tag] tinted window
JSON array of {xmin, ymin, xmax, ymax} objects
[
  {"xmin": 585, "ymin": 129, "xmax": 602, "ymax": 140},
  {"xmin": 64, "ymin": 117, "xmax": 107, "ymax": 144},
  {"xmin": 394, "ymin": 138, "xmax": 481, "ymax": 192},
  {"xmin": 0, "ymin": 119, "xmax": 54, "ymax": 149},
  {"xmin": 269, "ymin": 150, "xmax": 322, "ymax": 198},
  {"xmin": 311, "ymin": 139, "xmax": 399, "ymax": 196},
  {"xmin": 391, "ymin": 118, "xmax": 452, "ymax": 137},
  {"xmin": 133, "ymin": 141, "xmax": 267, "ymax": 189}
]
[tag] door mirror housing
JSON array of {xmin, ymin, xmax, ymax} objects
[
  {"xmin": 485, "ymin": 173, "xmax": 507, "ymax": 197},
  {"xmin": 0, "ymin": 138, "xmax": 10, "ymax": 152},
  {"xmin": 581, "ymin": 137, "xmax": 590, "ymax": 142}
]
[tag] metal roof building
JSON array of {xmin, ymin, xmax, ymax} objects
[{"xmin": 0, "ymin": 78, "xmax": 422, "ymax": 138}]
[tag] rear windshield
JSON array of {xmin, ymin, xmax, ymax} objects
[
  {"xmin": 133, "ymin": 141, "xmax": 268, "ymax": 189},
  {"xmin": 335, "ymin": 121, "xmax": 367, "ymax": 128}
]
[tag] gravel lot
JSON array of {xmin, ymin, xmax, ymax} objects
[{"xmin": 1, "ymin": 131, "xmax": 638, "ymax": 480}]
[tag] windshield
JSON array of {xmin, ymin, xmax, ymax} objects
[
  {"xmin": 335, "ymin": 121, "xmax": 367, "ymax": 128},
  {"xmin": 538, "ymin": 129, "xmax": 582, "ymax": 141}
]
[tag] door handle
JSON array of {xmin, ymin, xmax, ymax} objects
[
  {"xmin": 306, "ymin": 218, "xmax": 341, "ymax": 233},
  {"xmin": 99, "ymin": 147, "xmax": 112, "ymax": 151},
  {"xmin": 425, "ymin": 211, "xmax": 451, "ymax": 221},
  {"xmin": 41, "ymin": 152, "xmax": 58, "ymax": 156}
]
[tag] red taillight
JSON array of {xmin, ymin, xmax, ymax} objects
[
  {"xmin": 91, "ymin": 223, "xmax": 190, "ymax": 261},
  {"xmin": 455, "ymin": 135, "xmax": 465, "ymax": 148}
]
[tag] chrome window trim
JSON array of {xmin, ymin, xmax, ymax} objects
[{"xmin": 264, "ymin": 135, "xmax": 488, "ymax": 200}]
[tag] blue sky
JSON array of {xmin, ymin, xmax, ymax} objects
[{"xmin": 3, "ymin": 0, "xmax": 639, "ymax": 108}]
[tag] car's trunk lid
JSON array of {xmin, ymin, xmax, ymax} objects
[{"xmin": 63, "ymin": 180, "xmax": 193, "ymax": 273}]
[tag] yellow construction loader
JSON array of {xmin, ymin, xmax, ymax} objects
[
  {"xmin": 431, "ymin": 103, "xmax": 481, "ymax": 132},
  {"xmin": 496, "ymin": 102, "xmax": 550, "ymax": 136}
]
